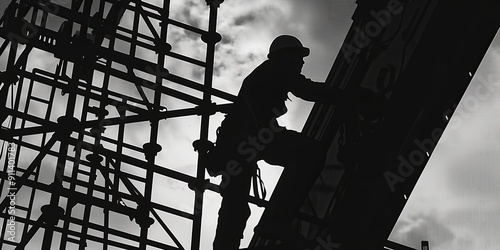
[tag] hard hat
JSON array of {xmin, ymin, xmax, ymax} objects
[{"xmin": 267, "ymin": 35, "xmax": 310, "ymax": 58}]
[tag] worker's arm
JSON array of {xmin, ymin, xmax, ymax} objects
[{"xmin": 289, "ymin": 75, "xmax": 349, "ymax": 104}]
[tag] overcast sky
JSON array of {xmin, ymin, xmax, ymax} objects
[
  {"xmin": 1, "ymin": 0, "xmax": 500, "ymax": 249},
  {"xmin": 200, "ymin": 1, "xmax": 500, "ymax": 249}
]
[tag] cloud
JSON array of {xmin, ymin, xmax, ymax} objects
[
  {"xmin": 170, "ymin": 0, "xmax": 209, "ymax": 30},
  {"xmin": 391, "ymin": 213, "xmax": 455, "ymax": 249},
  {"xmin": 233, "ymin": 13, "xmax": 257, "ymax": 27},
  {"xmin": 288, "ymin": 0, "xmax": 356, "ymax": 44},
  {"xmin": 392, "ymin": 31, "xmax": 500, "ymax": 250},
  {"xmin": 433, "ymin": 35, "xmax": 500, "ymax": 201},
  {"xmin": 210, "ymin": 1, "xmax": 292, "ymax": 95},
  {"xmin": 392, "ymin": 207, "xmax": 500, "ymax": 250},
  {"xmin": 446, "ymin": 208, "xmax": 500, "ymax": 249},
  {"xmin": 445, "ymin": 147, "xmax": 500, "ymax": 198}
]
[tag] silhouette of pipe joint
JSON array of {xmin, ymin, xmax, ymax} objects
[
  {"xmin": 195, "ymin": 102, "xmax": 218, "ymax": 116},
  {"xmin": 153, "ymin": 40, "xmax": 172, "ymax": 54},
  {"xmin": 0, "ymin": 71, "xmax": 20, "ymax": 86},
  {"xmin": 188, "ymin": 178, "xmax": 210, "ymax": 194},
  {"xmin": 205, "ymin": 0, "xmax": 224, "ymax": 7},
  {"xmin": 40, "ymin": 204, "xmax": 65, "ymax": 226},
  {"xmin": 134, "ymin": 204, "xmax": 155, "ymax": 228},
  {"xmin": 201, "ymin": 32, "xmax": 222, "ymax": 45},
  {"xmin": 86, "ymin": 154, "xmax": 103, "ymax": 166},
  {"xmin": 55, "ymin": 116, "xmax": 80, "ymax": 139},
  {"xmin": 86, "ymin": 154, "xmax": 103, "ymax": 181},
  {"xmin": 142, "ymin": 142, "xmax": 162, "ymax": 163},
  {"xmin": 88, "ymin": 106, "xmax": 110, "ymax": 118},
  {"xmin": 192, "ymin": 139, "xmax": 214, "ymax": 154}
]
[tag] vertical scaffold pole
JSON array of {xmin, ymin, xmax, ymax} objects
[{"xmin": 192, "ymin": 1, "xmax": 222, "ymax": 249}]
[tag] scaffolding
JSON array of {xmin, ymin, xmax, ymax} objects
[
  {"xmin": 0, "ymin": 0, "xmax": 234, "ymax": 249},
  {"xmin": 0, "ymin": 0, "xmax": 499, "ymax": 250}
]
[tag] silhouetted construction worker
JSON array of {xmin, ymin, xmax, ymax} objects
[{"xmin": 209, "ymin": 35, "xmax": 349, "ymax": 249}]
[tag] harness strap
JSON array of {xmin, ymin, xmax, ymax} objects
[{"xmin": 252, "ymin": 166, "xmax": 267, "ymax": 202}]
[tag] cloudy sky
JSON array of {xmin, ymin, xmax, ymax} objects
[
  {"xmin": 170, "ymin": 1, "xmax": 500, "ymax": 249},
  {"xmin": 1, "ymin": 0, "xmax": 500, "ymax": 249}
]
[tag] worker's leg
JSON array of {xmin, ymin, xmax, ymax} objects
[
  {"xmin": 258, "ymin": 128, "xmax": 327, "ymax": 230},
  {"xmin": 213, "ymin": 163, "xmax": 254, "ymax": 250}
]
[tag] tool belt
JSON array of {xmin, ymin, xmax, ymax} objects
[
  {"xmin": 205, "ymin": 116, "xmax": 244, "ymax": 177},
  {"xmin": 205, "ymin": 116, "xmax": 267, "ymax": 200}
]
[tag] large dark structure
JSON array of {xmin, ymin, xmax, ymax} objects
[
  {"xmin": 0, "ymin": 0, "xmax": 498, "ymax": 250},
  {"xmin": 249, "ymin": 0, "xmax": 499, "ymax": 249}
]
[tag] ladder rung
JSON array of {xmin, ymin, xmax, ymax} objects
[
  {"xmin": 29, "ymin": 96, "xmax": 51, "ymax": 104},
  {"xmin": 15, "ymin": 168, "xmax": 39, "ymax": 177},
  {"xmin": 77, "ymin": 168, "xmax": 92, "ymax": 176},
  {"xmin": 66, "ymin": 236, "xmax": 82, "ymax": 245},
  {"xmin": 15, "ymin": 205, "xmax": 29, "ymax": 212}
]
